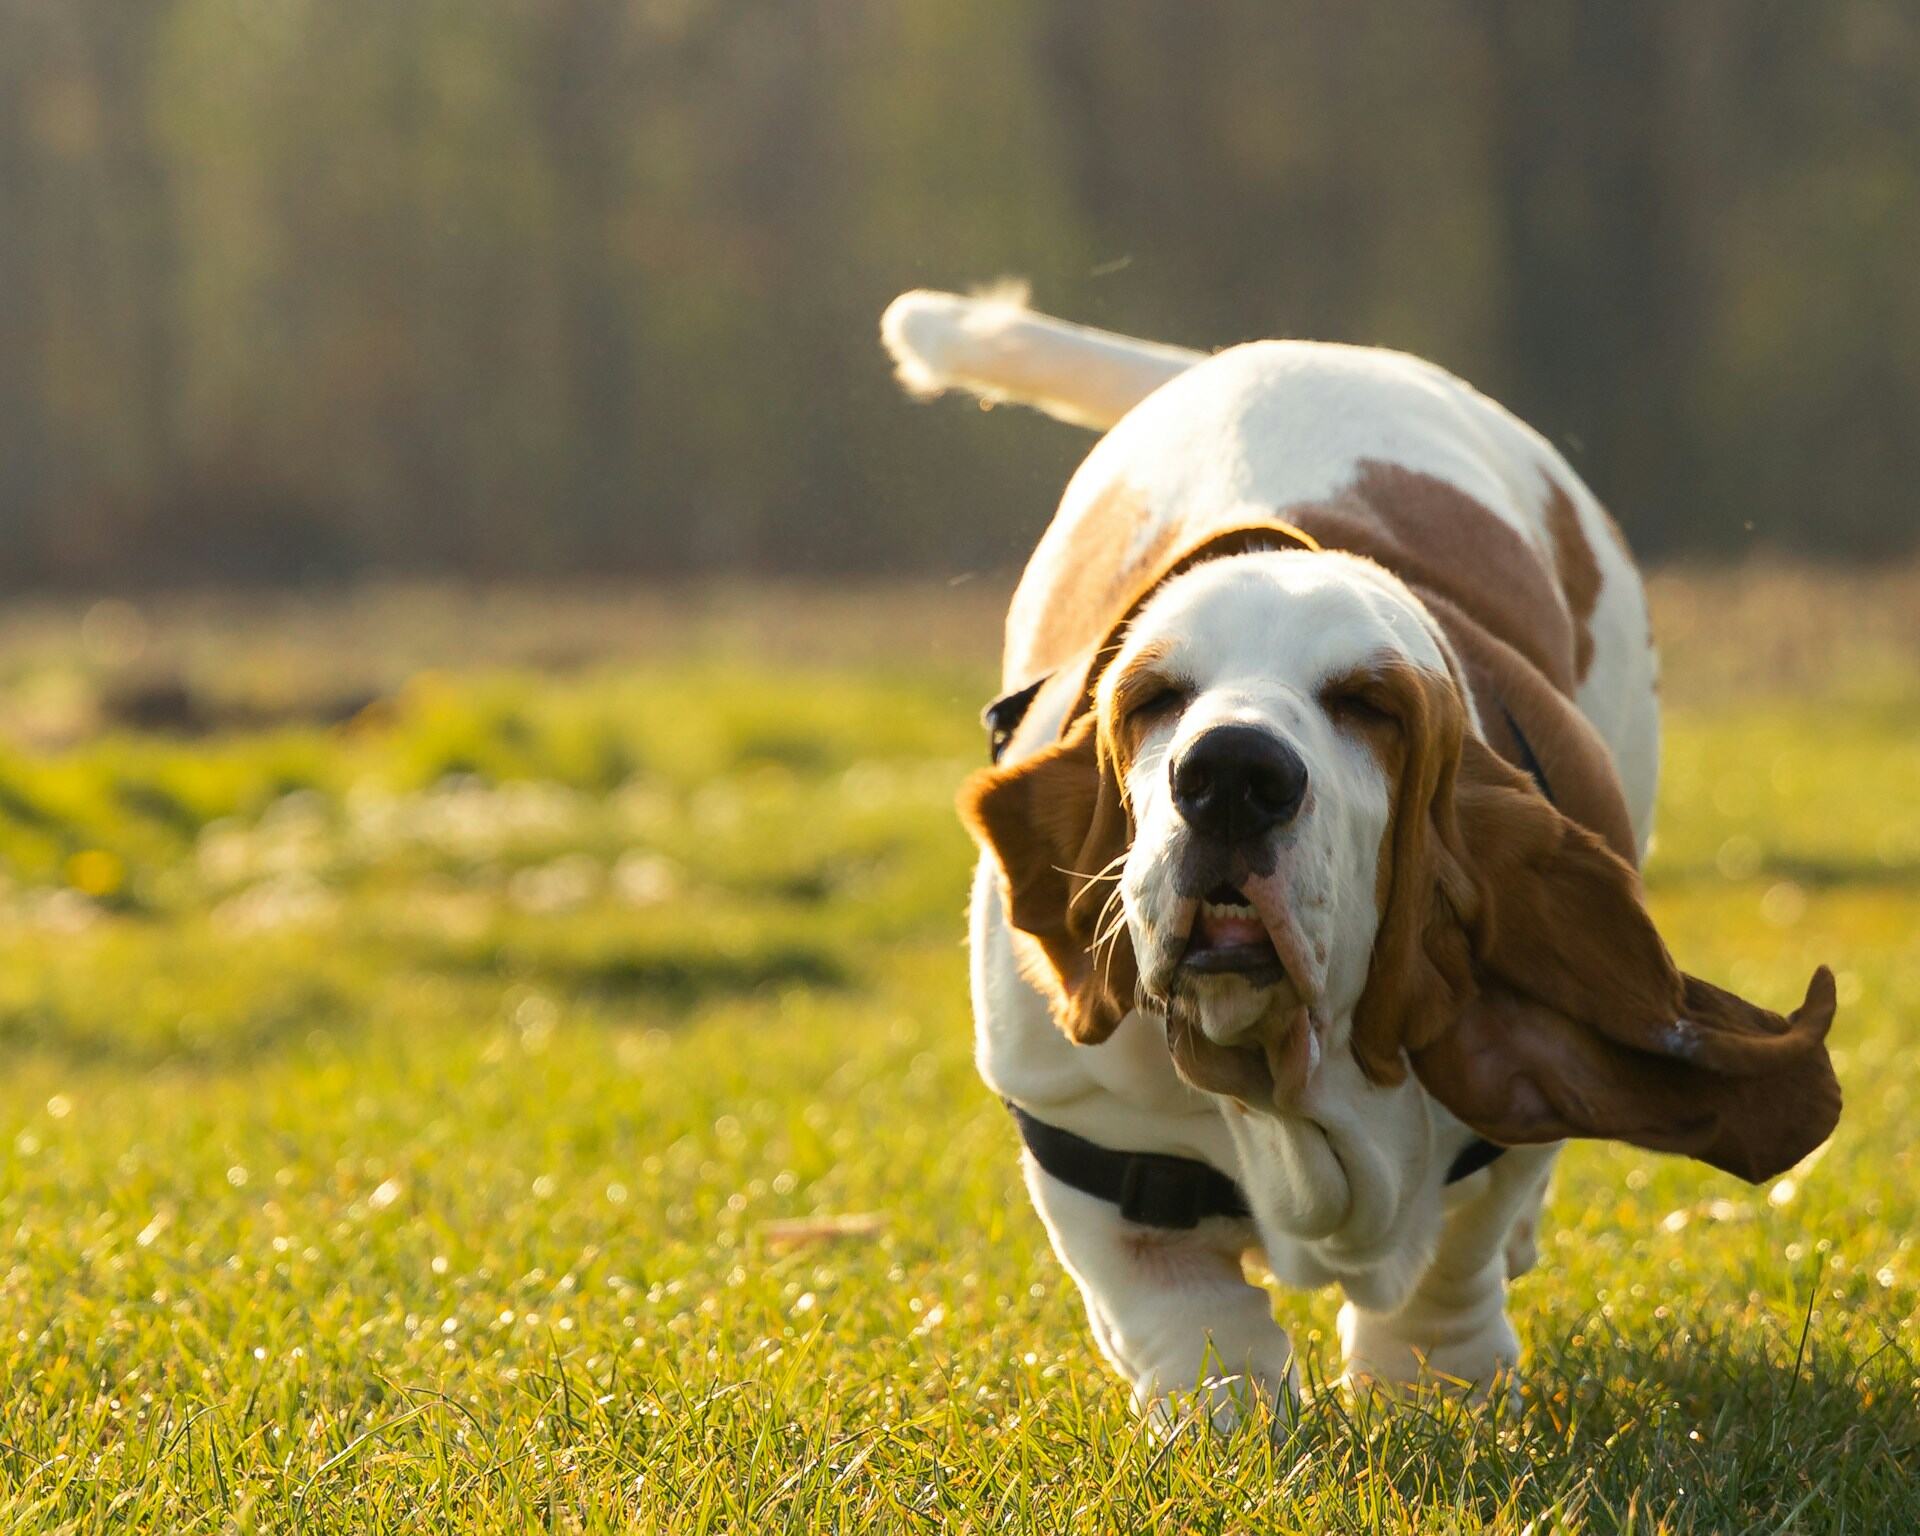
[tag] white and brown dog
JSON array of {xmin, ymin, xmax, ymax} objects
[{"xmin": 881, "ymin": 288, "xmax": 1841, "ymax": 1428}]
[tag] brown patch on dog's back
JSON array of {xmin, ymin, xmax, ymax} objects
[
  {"xmin": 1543, "ymin": 481, "xmax": 1602, "ymax": 682},
  {"xmin": 1290, "ymin": 462, "xmax": 1579, "ymax": 692}
]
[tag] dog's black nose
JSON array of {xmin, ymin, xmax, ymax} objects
[{"xmin": 1170, "ymin": 725, "xmax": 1308, "ymax": 842}]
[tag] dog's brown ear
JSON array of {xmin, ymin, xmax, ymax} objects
[
  {"xmin": 1416, "ymin": 971, "xmax": 1839, "ymax": 1184},
  {"xmin": 1352, "ymin": 662, "xmax": 1840, "ymax": 1183},
  {"xmin": 959, "ymin": 713, "xmax": 1136, "ymax": 1043},
  {"xmin": 1345, "ymin": 662, "xmax": 1480, "ymax": 1083}
]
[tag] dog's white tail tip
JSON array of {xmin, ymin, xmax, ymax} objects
[
  {"xmin": 879, "ymin": 284, "xmax": 1202, "ymax": 432},
  {"xmin": 880, "ymin": 283, "xmax": 1032, "ymax": 401}
]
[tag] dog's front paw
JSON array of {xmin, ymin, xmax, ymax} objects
[
  {"xmin": 1131, "ymin": 1334, "xmax": 1299, "ymax": 1439},
  {"xmin": 1140, "ymin": 1368, "xmax": 1297, "ymax": 1440},
  {"xmin": 1335, "ymin": 1299, "xmax": 1520, "ymax": 1405}
]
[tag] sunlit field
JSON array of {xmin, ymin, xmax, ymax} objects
[{"xmin": 0, "ymin": 570, "xmax": 1916, "ymax": 1532}]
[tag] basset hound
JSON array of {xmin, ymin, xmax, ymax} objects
[{"xmin": 880, "ymin": 287, "xmax": 1841, "ymax": 1429}]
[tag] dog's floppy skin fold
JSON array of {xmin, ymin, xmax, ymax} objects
[{"xmin": 961, "ymin": 523, "xmax": 1840, "ymax": 1185}]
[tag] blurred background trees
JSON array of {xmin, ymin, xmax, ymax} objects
[{"xmin": 1, "ymin": 0, "xmax": 1915, "ymax": 588}]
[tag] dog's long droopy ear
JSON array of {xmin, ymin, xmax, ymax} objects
[
  {"xmin": 1345, "ymin": 663, "xmax": 1478, "ymax": 1081},
  {"xmin": 1352, "ymin": 662, "xmax": 1840, "ymax": 1183},
  {"xmin": 959, "ymin": 713, "xmax": 1136, "ymax": 1043}
]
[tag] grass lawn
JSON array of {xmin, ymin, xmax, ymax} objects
[{"xmin": 0, "ymin": 578, "xmax": 1915, "ymax": 1532}]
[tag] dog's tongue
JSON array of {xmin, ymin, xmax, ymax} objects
[{"xmin": 1194, "ymin": 907, "xmax": 1268, "ymax": 950}]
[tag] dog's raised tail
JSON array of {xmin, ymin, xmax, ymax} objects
[{"xmin": 880, "ymin": 285, "xmax": 1203, "ymax": 432}]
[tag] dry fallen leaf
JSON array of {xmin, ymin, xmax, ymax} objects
[{"xmin": 755, "ymin": 1212, "xmax": 887, "ymax": 1251}]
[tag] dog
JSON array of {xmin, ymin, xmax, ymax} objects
[{"xmin": 880, "ymin": 287, "xmax": 1841, "ymax": 1428}]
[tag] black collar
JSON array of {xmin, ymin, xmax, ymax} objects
[
  {"xmin": 1007, "ymin": 1101, "xmax": 1505, "ymax": 1229},
  {"xmin": 984, "ymin": 676, "xmax": 1048, "ymax": 764},
  {"xmin": 1006, "ymin": 1101, "xmax": 1250, "ymax": 1228},
  {"xmin": 1498, "ymin": 695, "xmax": 1555, "ymax": 801}
]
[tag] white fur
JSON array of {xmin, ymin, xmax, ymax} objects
[
  {"xmin": 901, "ymin": 288, "xmax": 1658, "ymax": 1425},
  {"xmin": 881, "ymin": 286, "xmax": 1202, "ymax": 432}
]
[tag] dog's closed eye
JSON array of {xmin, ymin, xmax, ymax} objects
[
  {"xmin": 1320, "ymin": 679, "xmax": 1399, "ymax": 732},
  {"xmin": 1127, "ymin": 684, "xmax": 1189, "ymax": 726}
]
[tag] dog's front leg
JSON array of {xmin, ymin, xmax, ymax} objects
[
  {"xmin": 1024, "ymin": 1161, "xmax": 1296, "ymax": 1434},
  {"xmin": 1334, "ymin": 1150, "xmax": 1555, "ymax": 1399}
]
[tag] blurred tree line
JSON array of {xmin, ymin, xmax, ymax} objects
[{"xmin": 0, "ymin": 0, "xmax": 1915, "ymax": 588}]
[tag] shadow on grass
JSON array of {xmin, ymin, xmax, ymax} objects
[
  {"xmin": 1503, "ymin": 1314, "xmax": 1918, "ymax": 1530},
  {"xmin": 0, "ymin": 980, "xmax": 354, "ymax": 1069},
  {"xmin": 967, "ymin": 1310, "xmax": 1920, "ymax": 1533},
  {"xmin": 426, "ymin": 936, "xmax": 850, "ymax": 1010},
  {"xmin": 1649, "ymin": 852, "xmax": 1920, "ymax": 891}
]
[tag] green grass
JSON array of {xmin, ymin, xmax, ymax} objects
[{"xmin": 0, "ymin": 605, "xmax": 1916, "ymax": 1531}]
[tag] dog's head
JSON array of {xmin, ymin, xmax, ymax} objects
[{"xmin": 963, "ymin": 530, "xmax": 1839, "ymax": 1182}]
